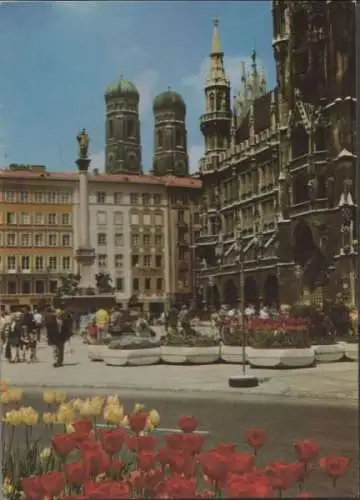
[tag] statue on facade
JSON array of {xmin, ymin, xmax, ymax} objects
[{"xmin": 77, "ymin": 128, "xmax": 90, "ymax": 159}]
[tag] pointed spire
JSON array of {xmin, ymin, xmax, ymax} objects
[{"xmin": 211, "ymin": 17, "xmax": 222, "ymax": 55}]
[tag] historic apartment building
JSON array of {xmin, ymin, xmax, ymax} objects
[
  {"xmin": 0, "ymin": 166, "xmax": 75, "ymax": 309},
  {"xmin": 195, "ymin": 4, "xmax": 356, "ymax": 309}
]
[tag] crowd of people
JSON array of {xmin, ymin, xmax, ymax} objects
[{"xmin": 0, "ymin": 307, "xmax": 73, "ymax": 367}]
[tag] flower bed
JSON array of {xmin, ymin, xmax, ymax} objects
[
  {"xmin": 246, "ymin": 317, "xmax": 314, "ymax": 368},
  {"xmin": 161, "ymin": 332, "xmax": 220, "ymax": 364},
  {"xmin": 103, "ymin": 337, "xmax": 162, "ymax": 366},
  {"xmin": 219, "ymin": 319, "xmax": 249, "ymax": 364},
  {"xmin": 0, "ymin": 383, "xmax": 353, "ymax": 499}
]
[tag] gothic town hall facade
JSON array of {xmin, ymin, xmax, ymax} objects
[{"xmin": 195, "ymin": 2, "xmax": 356, "ymax": 310}]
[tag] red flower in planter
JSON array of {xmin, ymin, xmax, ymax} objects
[
  {"xmin": 65, "ymin": 461, "xmax": 86, "ymax": 486},
  {"xmin": 138, "ymin": 450, "xmax": 155, "ymax": 471},
  {"xmin": 289, "ymin": 460, "xmax": 308, "ymax": 485},
  {"xmin": 165, "ymin": 432, "xmax": 184, "ymax": 450},
  {"xmin": 137, "ymin": 434, "xmax": 157, "ymax": 451},
  {"xmin": 319, "ymin": 456, "xmax": 351, "ymax": 481},
  {"xmin": 214, "ymin": 442, "xmax": 237, "ymax": 455},
  {"xmin": 178, "ymin": 415, "xmax": 199, "ymax": 433},
  {"xmin": 110, "ymin": 457, "xmax": 125, "ymax": 473},
  {"xmin": 21, "ymin": 476, "xmax": 45, "ymax": 500},
  {"xmin": 128, "ymin": 411, "xmax": 148, "ymax": 434},
  {"xmin": 161, "ymin": 474, "xmax": 197, "ymax": 499},
  {"xmin": 38, "ymin": 471, "xmax": 65, "ymax": 498},
  {"xmin": 84, "ymin": 480, "xmax": 130, "ymax": 499},
  {"xmin": 79, "ymin": 440, "xmax": 111, "ymax": 477},
  {"xmin": 228, "ymin": 452, "xmax": 254, "ymax": 474},
  {"xmin": 199, "ymin": 450, "xmax": 229, "ymax": 485},
  {"xmin": 52, "ymin": 433, "xmax": 79, "ymax": 457},
  {"xmin": 182, "ymin": 432, "xmax": 205, "ymax": 455},
  {"xmin": 244, "ymin": 428, "xmax": 267, "ymax": 451},
  {"xmin": 266, "ymin": 460, "xmax": 297, "ymax": 491},
  {"xmin": 294, "ymin": 439, "xmax": 319, "ymax": 463},
  {"xmin": 98, "ymin": 427, "xmax": 126, "ymax": 455},
  {"xmin": 71, "ymin": 418, "xmax": 93, "ymax": 437},
  {"xmin": 196, "ymin": 489, "xmax": 215, "ymax": 498},
  {"xmin": 142, "ymin": 467, "xmax": 164, "ymax": 493},
  {"xmin": 226, "ymin": 472, "xmax": 273, "ymax": 498}
]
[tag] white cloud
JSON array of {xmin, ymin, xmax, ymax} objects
[
  {"xmin": 134, "ymin": 69, "xmax": 159, "ymax": 115},
  {"xmin": 182, "ymin": 55, "xmax": 265, "ymax": 97},
  {"xmin": 188, "ymin": 144, "xmax": 204, "ymax": 174},
  {"xmin": 91, "ymin": 150, "xmax": 105, "ymax": 172}
]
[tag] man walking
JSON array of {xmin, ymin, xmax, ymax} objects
[{"xmin": 45, "ymin": 309, "xmax": 72, "ymax": 367}]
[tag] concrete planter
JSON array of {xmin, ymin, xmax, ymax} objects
[
  {"xmin": 312, "ymin": 344, "xmax": 345, "ymax": 363},
  {"xmin": 161, "ymin": 346, "xmax": 220, "ymax": 364},
  {"xmin": 247, "ymin": 347, "xmax": 315, "ymax": 368},
  {"xmin": 88, "ymin": 345, "xmax": 104, "ymax": 362},
  {"xmin": 103, "ymin": 347, "xmax": 161, "ymax": 367},
  {"xmin": 220, "ymin": 345, "xmax": 250, "ymax": 364},
  {"xmin": 343, "ymin": 342, "xmax": 358, "ymax": 361}
]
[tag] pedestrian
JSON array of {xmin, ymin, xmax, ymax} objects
[
  {"xmin": 7, "ymin": 312, "xmax": 23, "ymax": 363},
  {"xmin": 22, "ymin": 307, "xmax": 37, "ymax": 362},
  {"xmin": 95, "ymin": 307, "xmax": 109, "ymax": 343},
  {"xmin": 45, "ymin": 308, "xmax": 72, "ymax": 368},
  {"xmin": 33, "ymin": 307, "xmax": 43, "ymax": 342}
]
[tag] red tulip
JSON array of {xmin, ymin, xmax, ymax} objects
[
  {"xmin": 182, "ymin": 433, "xmax": 205, "ymax": 455},
  {"xmin": 98, "ymin": 427, "xmax": 126, "ymax": 455},
  {"xmin": 110, "ymin": 458, "xmax": 125, "ymax": 473},
  {"xmin": 65, "ymin": 461, "xmax": 86, "ymax": 486},
  {"xmin": 296, "ymin": 493, "xmax": 313, "ymax": 498},
  {"xmin": 137, "ymin": 434, "xmax": 157, "ymax": 451},
  {"xmin": 71, "ymin": 418, "xmax": 93, "ymax": 437},
  {"xmin": 226, "ymin": 472, "xmax": 273, "ymax": 498},
  {"xmin": 128, "ymin": 412, "xmax": 148, "ymax": 434},
  {"xmin": 38, "ymin": 471, "xmax": 65, "ymax": 498},
  {"xmin": 289, "ymin": 461, "xmax": 308, "ymax": 484},
  {"xmin": 266, "ymin": 460, "xmax": 297, "ymax": 491},
  {"xmin": 84, "ymin": 480, "xmax": 130, "ymax": 499},
  {"xmin": 61, "ymin": 497, "xmax": 87, "ymax": 500},
  {"xmin": 178, "ymin": 415, "xmax": 199, "ymax": 433},
  {"xmin": 161, "ymin": 474, "xmax": 197, "ymax": 499},
  {"xmin": 138, "ymin": 450, "xmax": 155, "ymax": 471},
  {"xmin": 52, "ymin": 433, "xmax": 79, "ymax": 457},
  {"xmin": 165, "ymin": 432, "xmax": 184, "ymax": 450},
  {"xmin": 319, "ymin": 456, "xmax": 351, "ymax": 483},
  {"xmin": 214, "ymin": 442, "xmax": 237, "ymax": 455},
  {"xmin": 228, "ymin": 452, "xmax": 254, "ymax": 474},
  {"xmin": 199, "ymin": 450, "xmax": 229, "ymax": 484},
  {"xmin": 294, "ymin": 439, "xmax": 319, "ymax": 463},
  {"xmin": 21, "ymin": 476, "xmax": 45, "ymax": 500},
  {"xmin": 142, "ymin": 467, "xmax": 163, "ymax": 492},
  {"xmin": 244, "ymin": 428, "xmax": 267, "ymax": 452}
]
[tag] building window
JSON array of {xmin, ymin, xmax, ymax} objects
[
  {"xmin": 143, "ymin": 255, "xmax": 151, "ymax": 268},
  {"xmin": 155, "ymin": 255, "xmax": 162, "ymax": 268},
  {"xmin": 114, "ymin": 192, "xmax": 122, "ymax": 204},
  {"xmin": 97, "ymin": 192, "xmax": 106, "ymax": 204},
  {"xmin": 7, "ymin": 255, "xmax": 16, "ymax": 270},
  {"xmin": 35, "ymin": 280, "xmax": 44, "ymax": 294},
  {"xmin": 21, "ymin": 233, "xmax": 31, "ymax": 247},
  {"xmin": 62, "ymin": 257, "xmax": 71, "ymax": 271},
  {"xmin": 48, "ymin": 234, "xmax": 57, "ymax": 246},
  {"xmin": 62, "ymin": 234, "xmax": 71, "ymax": 247},
  {"xmin": 194, "ymin": 212, "xmax": 200, "ymax": 224},
  {"xmin": 133, "ymin": 278, "xmax": 139, "ymax": 291},
  {"xmin": 98, "ymin": 254, "xmax": 107, "ymax": 269},
  {"xmin": 155, "ymin": 234, "xmax": 162, "ymax": 246},
  {"xmin": 131, "ymin": 234, "xmax": 139, "ymax": 246},
  {"xmin": 5, "ymin": 191, "xmax": 16, "ymax": 202},
  {"xmin": 145, "ymin": 278, "xmax": 151, "ymax": 290},
  {"xmin": 114, "ymin": 233, "xmax": 123, "ymax": 247},
  {"xmin": 62, "ymin": 213, "xmax": 70, "ymax": 225},
  {"xmin": 178, "ymin": 210, "xmax": 184, "ymax": 222},
  {"xmin": 114, "ymin": 254, "xmax": 123, "ymax": 269},
  {"xmin": 47, "ymin": 192, "xmax": 57, "ymax": 204},
  {"xmin": 49, "ymin": 256, "xmax": 57, "ymax": 271},
  {"xmin": 175, "ymin": 129, "xmax": 182, "ymax": 146},
  {"xmin": 108, "ymin": 119, "xmax": 114, "ymax": 138},
  {"xmin": 156, "ymin": 278, "xmax": 163, "ymax": 291},
  {"xmin": 130, "ymin": 193, "xmax": 138, "ymax": 205},
  {"xmin": 34, "ymin": 233, "xmax": 43, "ymax": 247},
  {"xmin": 34, "ymin": 192, "xmax": 44, "ymax": 203},
  {"xmin": 116, "ymin": 278, "xmax": 123, "ymax": 291},
  {"xmin": 143, "ymin": 234, "xmax": 151, "ymax": 246},
  {"xmin": 153, "ymin": 194, "xmax": 161, "ymax": 205},
  {"xmin": 157, "ymin": 130, "xmax": 163, "ymax": 147},
  {"xmin": 22, "ymin": 281, "xmax": 31, "ymax": 294},
  {"xmin": 21, "ymin": 256, "xmax": 30, "ymax": 271},
  {"xmin": 179, "ymin": 248, "xmax": 187, "ymax": 260},
  {"xmin": 20, "ymin": 212, "xmax": 31, "ymax": 224},
  {"xmin": 132, "ymin": 255, "xmax": 139, "ymax": 267},
  {"xmin": 35, "ymin": 213, "xmax": 44, "ymax": 225},
  {"xmin": 143, "ymin": 213, "xmax": 151, "ymax": 225},
  {"xmin": 35, "ymin": 256, "xmax": 44, "ymax": 271},
  {"xmin": 97, "ymin": 211, "xmax": 107, "ymax": 225},
  {"xmin": 19, "ymin": 191, "xmax": 29, "ymax": 203},
  {"xmin": 59, "ymin": 192, "xmax": 71, "ymax": 204},
  {"xmin": 127, "ymin": 119, "xmax": 135, "ymax": 138},
  {"xmin": 6, "ymin": 212, "xmax": 16, "ymax": 225},
  {"xmin": 131, "ymin": 213, "xmax": 139, "ymax": 225},
  {"xmin": 8, "ymin": 281, "xmax": 17, "ymax": 294},
  {"xmin": 97, "ymin": 233, "xmax": 107, "ymax": 246},
  {"xmin": 48, "ymin": 213, "xmax": 57, "ymax": 225},
  {"xmin": 142, "ymin": 193, "xmax": 150, "ymax": 205},
  {"xmin": 155, "ymin": 213, "xmax": 163, "ymax": 226},
  {"xmin": 114, "ymin": 211, "xmax": 123, "ymax": 225},
  {"xmin": 49, "ymin": 281, "xmax": 58, "ymax": 294}
]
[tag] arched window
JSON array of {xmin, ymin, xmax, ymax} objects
[
  {"xmin": 127, "ymin": 119, "xmax": 134, "ymax": 138},
  {"xmin": 175, "ymin": 129, "xmax": 182, "ymax": 146},
  {"xmin": 291, "ymin": 125, "xmax": 309, "ymax": 159},
  {"xmin": 157, "ymin": 130, "xmax": 163, "ymax": 148},
  {"xmin": 127, "ymin": 154, "xmax": 138, "ymax": 171},
  {"xmin": 108, "ymin": 119, "xmax": 114, "ymax": 138},
  {"xmin": 317, "ymin": 174, "xmax": 327, "ymax": 198},
  {"xmin": 175, "ymin": 162, "xmax": 185, "ymax": 175},
  {"xmin": 208, "ymin": 93, "xmax": 215, "ymax": 112},
  {"xmin": 293, "ymin": 171, "xmax": 309, "ymax": 204}
]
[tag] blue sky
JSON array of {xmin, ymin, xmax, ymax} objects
[{"xmin": 0, "ymin": 0, "xmax": 275, "ymax": 173}]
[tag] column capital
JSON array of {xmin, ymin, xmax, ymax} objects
[{"xmin": 76, "ymin": 158, "xmax": 91, "ymax": 173}]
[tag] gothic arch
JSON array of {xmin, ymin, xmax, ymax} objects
[
  {"xmin": 292, "ymin": 220, "xmax": 316, "ymax": 266},
  {"xmin": 223, "ymin": 279, "xmax": 238, "ymax": 307},
  {"xmin": 205, "ymin": 283, "xmax": 220, "ymax": 309},
  {"xmin": 291, "ymin": 124, "xmax": 308, "ymax": 159},
  {"xmin": 244, "ymin": 276, "xmax": 259, "ymax": 309},
  {"xmin": 263, "ymin": 274, "xmax": 279, "ymax": 308},
  {"xmin": 293, "ymin": 171, "xmax": 309, "ymax": 204},
  {"xmin": 127, "ymin": 153, "xmax": 138, "ymax": 171}
]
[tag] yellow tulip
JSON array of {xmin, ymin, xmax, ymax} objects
[
  {"xmin": 66, "ymin": 423, "xmax": 75, "ymax": 433},
  {"xmin": 3, "ymin": 410, "xmax": 23, "ymax": 426},
  {"xmin": 71, "ymin": 398, "xmax": 85, "ymax": 411},
  {"xmin": 133, "ymin": 403, "xmax": 145, "ymax": 413},
  {"xmin": 107, "ymin": 394, "xmax": 121, "ymax": 406},
  {"xmin": 42, "ymin": 412, "xmax": 57, "ymax": 425},
  {"xmin": 0, "ymin": 392, "xmax": 11, "ymax": 405},
  {"xmin": 20, "ymin": 407, "xmax": 39, "ymax": 426},
  {"xmin": 8, "ymin": 388, "xmax": 23, "ymax": 403},
  {"xmin": 103, "ymin": 404, "xmax": 124, "ymax": 424},
  {"xmin": 145, "ymin": 418, "xmax": 155, "ymax": 433},
  {"xmin": 0, "ymin": 380, "xmax": 9, "ymax": 392},
  {"xmin": 55, "ymin": 391, "xmax": 67, "ymax": 404},
  {"xmin": 56, "ymin": 404, "xmax": 75, "ymax": 424},
  {"xmin": 148, "ymin": 409, "xmax": 160, "ymax": 428},
  {"xmin": 2, "ymin": 477, "xmax": 14, "ymax": 496},
  {"xmin": 39, "ymin": 447, "xmax": 52, "ymax": 461},
  {"xmin": 43, "ymin": 391, "xmax": 57, "ymax": 405},
  {"xmin": 90, "ymin": 396, "xmax": 105, "ymax": 416}
]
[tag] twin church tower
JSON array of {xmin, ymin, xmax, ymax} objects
[{"xmin": 104, "ymin": 78, "xmax": 189, "ymax": 177}]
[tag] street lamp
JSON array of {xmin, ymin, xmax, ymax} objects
[{"xmin": 228, "ymin": 220, "xmax": 259, "ymax": 388}]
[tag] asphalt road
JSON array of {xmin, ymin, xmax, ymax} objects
[{"xmin": 2, "ymin": 392, "xmax": 358, "ymax": 497}]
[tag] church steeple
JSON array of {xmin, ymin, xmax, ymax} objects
[{"xmin": 200, "ymin": 18, "xmax": 231, "ymax": 171}]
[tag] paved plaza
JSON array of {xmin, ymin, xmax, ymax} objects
[{"xmin": 1, "ymin": 336, "xmax": 357, "ymax": 405}]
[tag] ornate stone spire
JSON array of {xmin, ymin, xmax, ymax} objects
[{"xmin": 205, "ymin": 18, "xmax": 229, "ymax": 89}]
